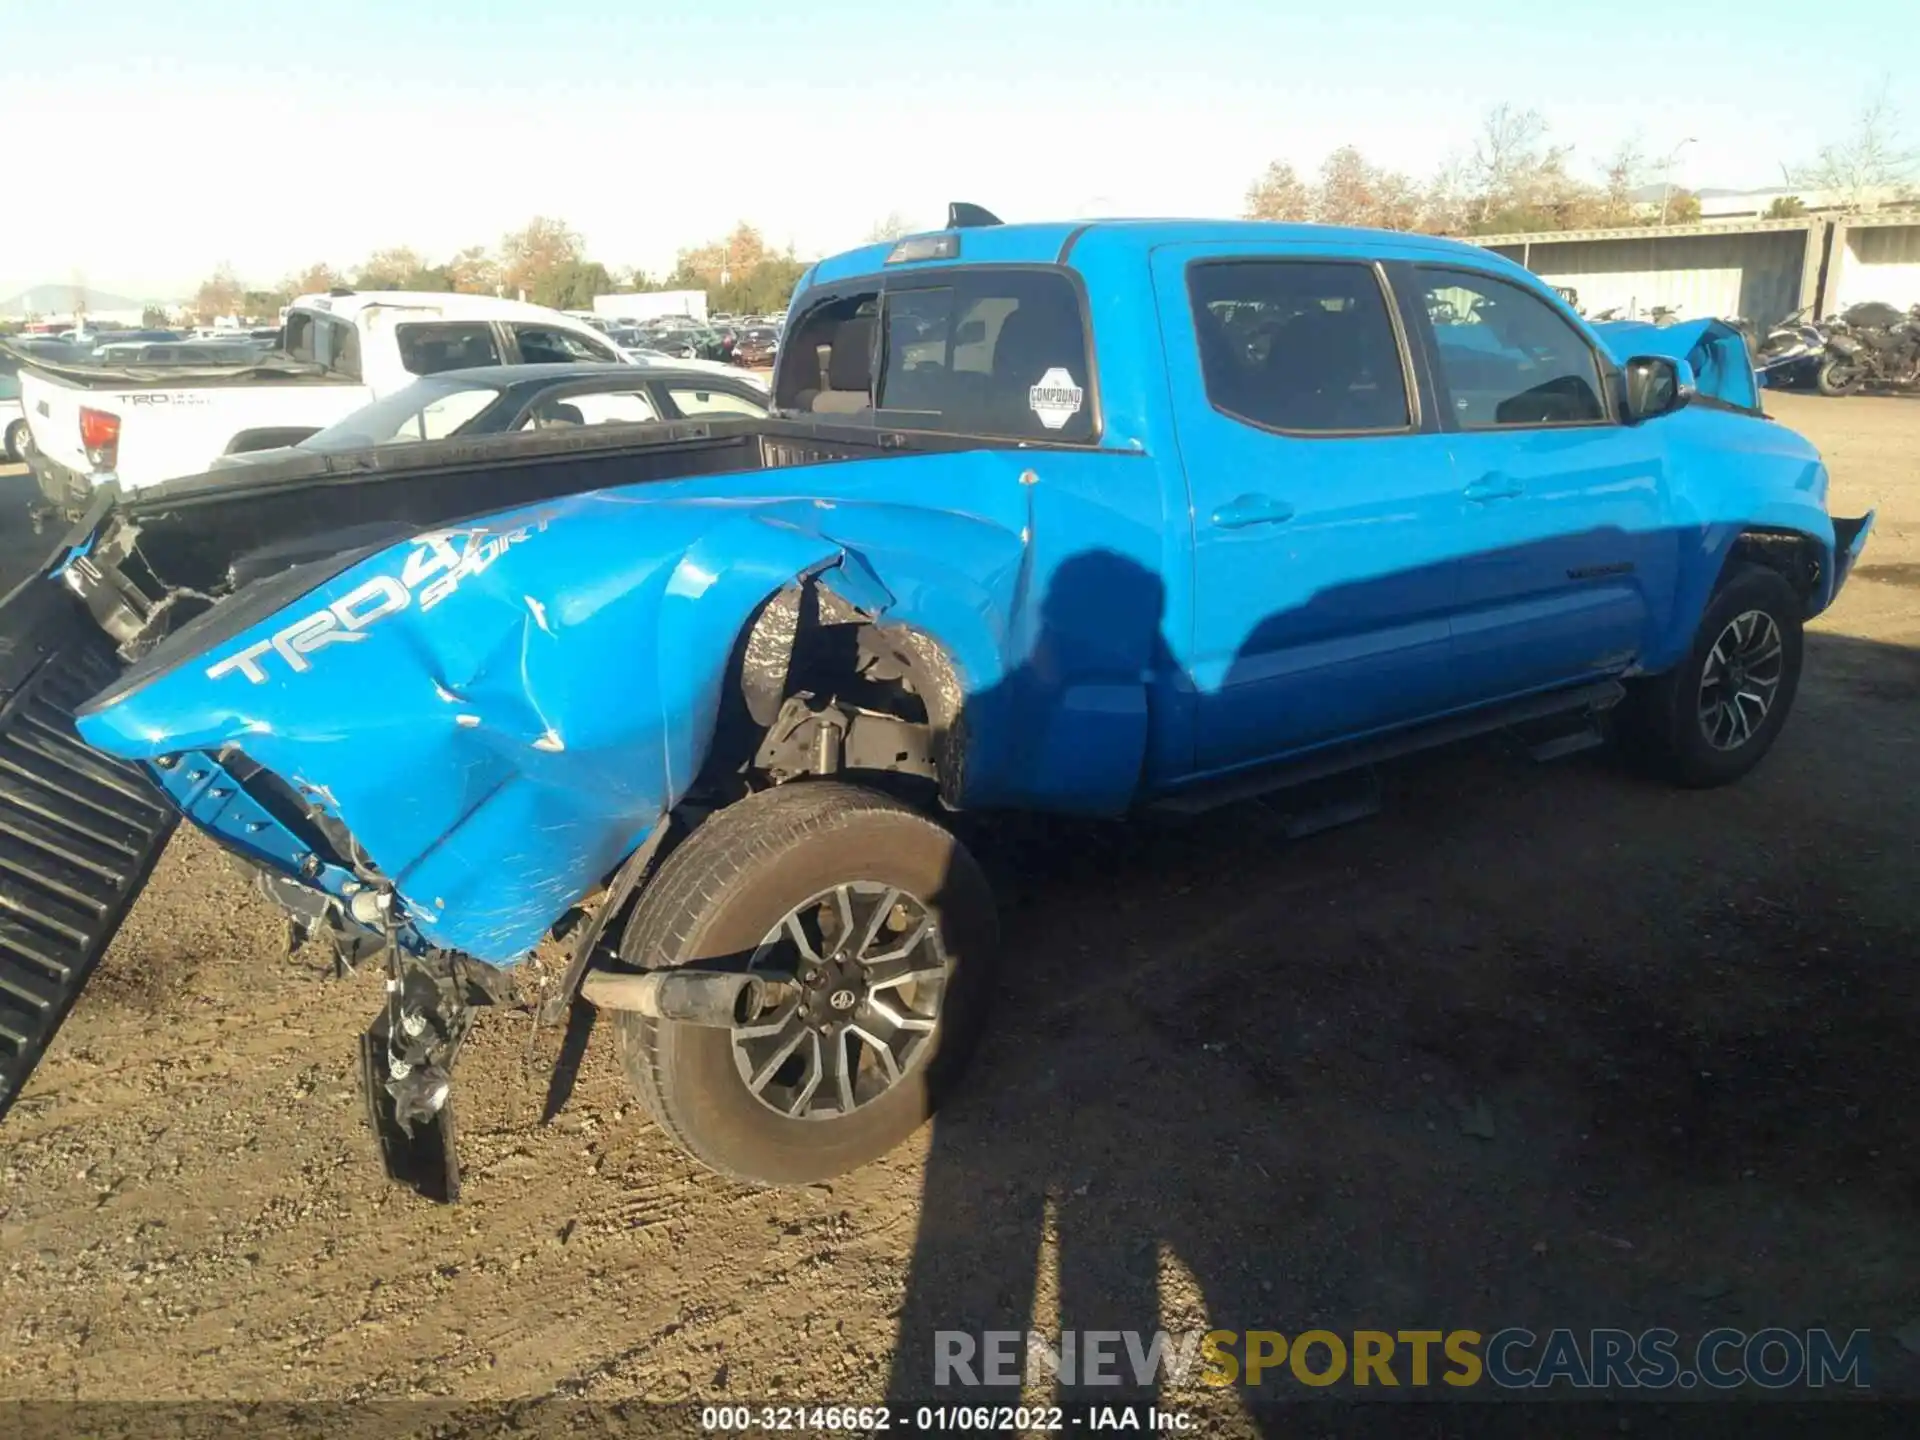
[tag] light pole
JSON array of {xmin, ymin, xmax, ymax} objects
[{"xmin": 1660, "ymin": 137, "xmax": 1697, "ymax": 224}]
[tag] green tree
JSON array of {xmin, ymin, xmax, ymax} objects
[
  {"xmin": 529, "ymin": 259, "xmax": 616, "ymax": 310},
  {"xmin": 447, "ymin": 245, "xmax": 500, "ymax": 295},
  {"xmin": 141, "ymin": 305, "xmax": 171, "ymax": 328},
  {"xmin": 1766, "ymin": 194, "xmax": 1809, "ymax": 218},
  {"xmin": 192, "ymin": 264, "xmax": 244, "ymax": 323},
  {"xmin": 242, "ymin": 289, "xmax": 292, "ymax": 322},
  {"xmin": 285, "ymin": 262, "xmax": 345, "ymax": 296},
  {"xmin": 499, "ymin": 217, "xmax": 585, "ymax": 300}
]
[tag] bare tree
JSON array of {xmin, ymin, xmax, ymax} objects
[
  {"xmin": 1315, "ymin": 147, "xmax": 1381, "ymax": 227},
  {"xmin": 1466, "ymin": 104, "xmax": 1581, "ymax": 225},
  {"xmin": 1244, "ymin": 160, "xmax": 1313, "ymax": 221},
  {"xmin": 1790, "ymin": 81, "xmax": 1918, "ymax": 208},
  {"xmin": 865, "ymin": 212, "xmax": 917, "ymax": 242},
  {"xmin": 1597, "ymin": 138, "xmax": 1648, "ymax": 224}
]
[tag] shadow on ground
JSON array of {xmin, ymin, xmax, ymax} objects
[{"xmin": 885, "ymin": 622, "xmax": 1920, "ymax": 1418}]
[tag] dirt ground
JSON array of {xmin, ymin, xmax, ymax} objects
[{"xmin": 1, "ymin": 393, "xmax": 1917, "ymax": 1427}]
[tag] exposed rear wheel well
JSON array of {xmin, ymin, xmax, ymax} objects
[
  {"xmin": 693, "ymin": 576, "xmax": 964, "ymax": 809},
  {"xmin": 1720, "ymin": 529, "xmax": 1822, "ymax": 612}
]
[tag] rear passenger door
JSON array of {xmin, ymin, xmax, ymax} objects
[
  {"xmin": 1151, "ymin": 247, "xmax": 1468, "ymax": 772},
  {"xmin": 1404, "ymin": 265, "xmax": 1674, "ymax": 703}
]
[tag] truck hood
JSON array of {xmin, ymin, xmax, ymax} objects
[{"xmin": 1591, "ymin": 318, "xmax": 1761, "ymax": 412}]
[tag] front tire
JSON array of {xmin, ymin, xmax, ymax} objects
[
  {"xmin": 1816, "ymin": 357, "xmax": 1863, "ymax": 396},
  {"xmin": 4, "ymin": 420, "xmax": 29, "ymax": 463},
  {"xmin": 613, "ymin": 781, "xmax": 998, "ymax": 1186},
  {"xmin": 1617, "ymin": 564, "xmax": 1804, "ymax": 788}
]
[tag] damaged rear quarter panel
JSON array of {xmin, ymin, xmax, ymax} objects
[{"xmin": 70, "ymin": 455, "xmax": 1047, "ymax": 963}]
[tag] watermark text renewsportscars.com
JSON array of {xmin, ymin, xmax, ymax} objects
[{"xmin": 934, "ymin": 1327, "xmax": 1873, "ymax": 1391}]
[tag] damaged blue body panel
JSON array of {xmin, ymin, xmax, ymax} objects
[
  {"xmin": 1592, "ymin": 318, "xmax": 1764, "ymax": 412},
  {"xmin": 50, "ymin": 219, "xmax": 1871, "ymax": 974}
]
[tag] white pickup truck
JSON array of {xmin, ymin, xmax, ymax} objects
[{"xmin": 15, "ymin": 291, "xmax": 661, "ymax": 510}]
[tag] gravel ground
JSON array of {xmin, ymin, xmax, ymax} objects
[{"xmin": 0, "ymin": 394, "xmax": 1916, "ymax": 1430}]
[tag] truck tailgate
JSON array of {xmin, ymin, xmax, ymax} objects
[
  {"xmin": 20, "ymin": 364, "xmax": 371, "ymax": 495},
  {"xmin": 18, "ymin": 367, "xmax": 102, "ymax": 482},
  {"xmin": 0, "ymin": 570, "xmax": 176, "ymax": 1120}
]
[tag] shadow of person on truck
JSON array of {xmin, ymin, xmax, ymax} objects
[{"xmin": 880, "ymin": 533, "xmax": 1911, "ymax": 1427}]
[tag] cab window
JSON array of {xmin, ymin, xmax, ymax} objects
[
  {"xmin": 1187, "ymin": 260, "xmax": 1411, "ymax": 434},
  {"xmin": 513, "ymin": 325, "xmax": 622, "ymax": 365},
  {"xmin": 396, "ymin": 322, "xmax": 501, "ymax": 377},
  {"xmin": 1417, "ymin": 268, "xmax": 1606, "ymax": 427}
]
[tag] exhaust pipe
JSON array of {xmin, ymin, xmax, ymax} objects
[{"xmin": 578, "ymin": 968, "xmax": 765, "ymax": 1028}]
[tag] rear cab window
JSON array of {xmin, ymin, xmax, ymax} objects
[
  {"xmin": 284, "ymin": 310, "xmax": 364, "ymax": 381},
  {"xmin": 776, "ymin": 267, "xmax": 1096, "ymax": 442}
]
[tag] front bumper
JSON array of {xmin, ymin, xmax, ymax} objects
[{"xmin": 1830, "ymin": 511, "xmax": 1875, "ymax": 604}]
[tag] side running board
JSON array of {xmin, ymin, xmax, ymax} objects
[{"xmin": 0, "ymin": 580, "xmax": 177, "ymax": 1121}]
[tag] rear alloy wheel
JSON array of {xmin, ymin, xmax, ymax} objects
[
  {"xmin": 1616, "ymin": 564, "xmax": 1804, "ymax": 788},
  {"xmin": 1816, "ymin": 358, "xmax": 1863, "ymax": 397},
  {"xmin": 4, "ymin": 420, "xmax": 29, "ymax": 463},
  {"xmin": 613, "ymin": 781, "xmax": 997, "ymax": 1186}
]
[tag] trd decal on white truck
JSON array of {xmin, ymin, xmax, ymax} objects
[{"xmin": 206, "ymin": 521, "xmax": 549, "ymax": 685}]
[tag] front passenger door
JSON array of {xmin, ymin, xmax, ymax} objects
[{"xmin": 1409, "ymin": 266, "xmax": 1674, "ymax": 705}]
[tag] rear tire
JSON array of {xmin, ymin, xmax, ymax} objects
[
  {"xmin": 1616, "ymin": 564, "xmax": 1804, "ymax": 789},
  {"xmin": 613, "ymin": 781, "xmax": 997, "ymax": 1186},
  {"xmin": 1816, "ymin": 358, "xmax": 1863, "ymax": 397}
]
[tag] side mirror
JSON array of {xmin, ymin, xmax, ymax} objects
[
  {"xmin": 954, "ymin": 319, "xmax": 988, "ymax": 347},
  {"xmin": 1623, "ymin": 354, "xmax": 1696, "ymax": 422}
]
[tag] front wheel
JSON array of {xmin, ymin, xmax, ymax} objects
[
  {"xmin": 1616, "ymin": 564, "xmax": 1804, "ymax": 788},
  {"xmin": 1817, "ymin": 357, "xmax": 1863, "ymax": 396},
  {"xmin": 613, "ymin": 781, "xmax": 998, "ymax": 1186},
  {"xmin": 4, "ymin": 419, "xmax": 29, "ymax": 463}
]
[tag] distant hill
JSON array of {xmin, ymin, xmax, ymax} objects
[
  {"xmin": 0, "ymin": 283, "xmax": 151, "ymax": 317},
  {"xmin": 1625, "ymin": 182, "xmax": 1777, "ymax": 202}
]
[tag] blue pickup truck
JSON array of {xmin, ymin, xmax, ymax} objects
[{"xmin": 0, "ymin": 207, "xmax": 1874, "ymax": 1198}]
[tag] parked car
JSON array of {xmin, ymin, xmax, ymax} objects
[
  {"xmin": 732, "ymin": 324, "xmax": 780, "ymax": 367},
  {"xmin": 210, "ymin": 363, "xmax": 770, "ymax": 468},
  {"xmin": 16, "ymin": 292, "xmax": 634, "ymax": 510},
  {"xmin": 650, "ymin": 325, "xmax": 728, "ymax": 362},
  {"xmin": 0, "ymin": 212, "xmax": 1872, "ymax": 1203},
  {"xmin": 0, "ymin": 368, "xmax": 27, "ymax": 461}
]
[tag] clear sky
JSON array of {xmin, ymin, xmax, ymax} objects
[{"xmin": 1, "ymin": 0, "xmax": 1912, "ymax": 302}]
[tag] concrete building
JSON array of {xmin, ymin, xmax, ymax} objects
[{"xmin": 1475, "ymin": 211, "xmax": 1920, "ymax": 325}]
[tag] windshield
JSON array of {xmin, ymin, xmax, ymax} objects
[{"xmin": 301, "ymin": 378, "xmax": 503, "ymax": 452}]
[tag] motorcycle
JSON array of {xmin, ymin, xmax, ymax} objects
[
  {"xmin": 1817, "ymin": 301, "xmax": 1920, "ymax": 396},
  {"xmin": 1748, "ymin": 307, "xmax": 1829, "ymax": 392}
]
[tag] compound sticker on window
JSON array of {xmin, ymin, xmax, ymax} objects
[{"xmin": 1028, "ymin": 368, "xmax": 1085, "ymax": 430}]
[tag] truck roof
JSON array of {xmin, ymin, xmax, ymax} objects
[
  {"xmin": 286, "ymin": 291, "xmax": 598, "ymax": 325},
  {"xmin": 804, "ymin": 218, "xmax": 1508, "ymax": 288}
]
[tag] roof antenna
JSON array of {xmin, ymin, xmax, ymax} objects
[{"xmin": 947, "ymin": 202, "xmax": 1003, "ymax": 229}]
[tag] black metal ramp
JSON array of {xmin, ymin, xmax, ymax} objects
[{"xmin": 0, "ymin": 587, "xmax": 176, "ymax": 1122}]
